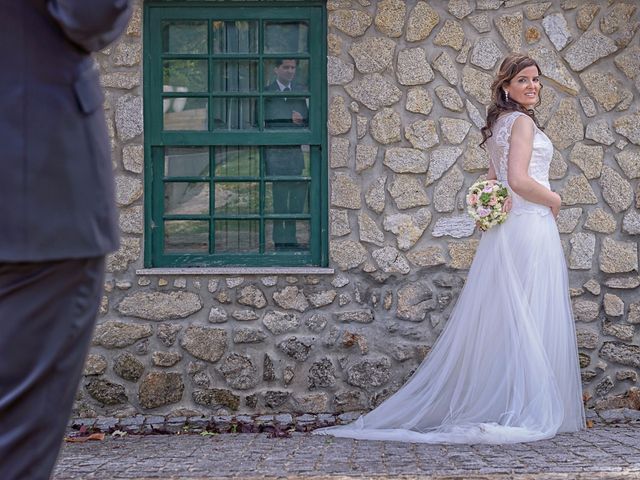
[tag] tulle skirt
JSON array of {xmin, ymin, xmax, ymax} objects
[{"xmin": 314, "ymin": 211, "xmax": 585, "ymax": 444}]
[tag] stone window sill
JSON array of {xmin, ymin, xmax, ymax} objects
[{"xmin": 136, "ymin": 267, "xmax": 335, "ymax": 276}]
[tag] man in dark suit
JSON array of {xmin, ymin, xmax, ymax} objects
[
  {"xmin": 0, "ymin": 1, "xmax": 131, "ymax": 478},
  {"xmin": 264, "ymin": 59, "xmax": 309, "ymax": 251}
]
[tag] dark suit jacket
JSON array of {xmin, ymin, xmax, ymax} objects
[
  {"xmin": 264, "ymin": 81, "xmax": 308, "ymax": 176},
  {"xmin": 0, "ymin": 0, "xmax": 131, "ymax": 261}
]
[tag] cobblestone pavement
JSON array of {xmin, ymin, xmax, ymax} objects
[{"xmin": 53, "ymin": 424, "xmax": 640, "ymax": 479}]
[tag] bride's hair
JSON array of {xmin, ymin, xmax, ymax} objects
[{"xmin": 480, "ymin": 53, "xmax": 543, "ymax": 147}]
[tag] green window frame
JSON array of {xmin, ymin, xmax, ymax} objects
[{"xmin": 143, "ymin": 1, "xmax": 328, "ymax": 267}]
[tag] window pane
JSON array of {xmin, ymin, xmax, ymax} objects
[
  {"xmin": 165, "ymin": 147, "xmax": 210, "ymax": 177},
  {"xmin": 212, "ymin": 60, "xmax": 258, "ymax": 92},
  {"xmin": 215, "ymin": 220, "xmax": 259, "ymax": 252},
  {"xmin": 162, "ymin": 21, "xmax": 208, "ymax": 54},
  {"xmin": 163, "ymin": 97, "xmax": 208, "ymax": 131},
  {"xmin": 165, "ymin": 220, "xmax": 209, "ymax": 253},
  {"xmin": 212, "ymin": 97, "xmax": 257, "ymax": 130},
  {"xmin": 215, "ymin": 182, "xmax": 259, "ymax": 215},
  {"xmin": 214, "ymin": 146, "xmax": 259, "ymax": 177},
  {"xmin": 264, "ymin": 146, "xmax": 308, "ymax": 176},
  {"xmin": 265, "ymin": 220, "xmax": 310, "ymax": 252},
  {"xmin": 265, "ymin": 181, "xmax": 309, "ymax": 214},
  {"xmin": 264, "ymin": 21, "xmax": 309, "ymax": 53},
  {"xmin": 263, "ymin": 59, "xmax": 309, "ymax": 93},
  {"xmin": 264, "ymin": 96, "xmax": 309, "ymax": 130},
  {"xmin": 165, "ymin": 182, "xmax": 209, "ymax": 215},
  {"xmin": 163, "ymin": 60, "xmax": 208, "ymax": 92},
  {"xmin": 212, "ymin": 20, "xmax": 258, "ymax": 53}
]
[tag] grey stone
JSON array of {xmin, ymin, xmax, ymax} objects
[
  {"xmin": 217, "ymin": 354, "xmax": 259, "ymax": 389},
  {"xmin": 405, "ymin": 87, "xmax": 433, "ymax": 115},
  {"xmin": 114, "ymin": 175, "xmax": 143, "ymax": 206},
  {"xmin": 356, "ymin": 115, "xmax": 368, "ymax": 139},
  {"xmin": 348, "ymin": 37, "xmax": 396, "ymax": 73},
  {"xmin": 600, "ymin": 342, "xmax": 640, "ymax": 369},
  {"xmin": 102, "ymin": 71, "xmax": 140, "ymax": 90},
  {"xmin": 405, "ymin": 119, "xmax": 439, "ymax": 150},
  {"xmin": 426, "ymin": 147, "xmax": 463, "ymax": 185},
  {"xmin": 434, "ymin": 167, "xmax": 464, "ymax": 213},
  {"xmin": 277, "ymin": 337, "xmax": 313, "ymax": 362},
  {"xmin": 556, "ymin": 208, "xmax": 582, "ymax": 234},
  {"xmin": 208, "ymin": 307, "xmax": 228, "ymax": 324},
  {"xmin": 583, "ymin": 279, "xmax": 601, "ymax": 295},
  {"xmin": 263, "ymin": 354, "xmax": 275, "ymax": 381},
  {"xmin": 396, "ymin": 47, "xmax": 433, "ymax": 86},
  {"xmin": 371, "ymin": 108, "xmax": 401, "ymax": 144},
  {"xmin": 113, "ymin": 42, "xmax": 140, "ymax": 66},
  {"xmin": 615, "ymin": 46, "xmax": 640, "ymax": 80},
  {"xmin": 615, "ymin": 148, "xmax": 640, "ymax": 179},
  {"xmin": 93, "ymin": 321, "xmax": 153, "ymax": 349},
  {"xmin": 138, "ymin": 372, "xmax": 184, "ymax": 409},
  {"xmin": 327, "ymin": 56, "xmax": 354, "ymax": 85},
  {"xmin": 180, "ymin": 326, "xmax": 227, "ymax": 363},
  {"xmin": 122, "ymin": 144, "xmax": 143, "ymax": 173},
  {"xmin": 292, "ymin": 393, "xmax": 329, "ymax": 414},
  {"xmin": 600, "ymin": 238, "xmax": 638, "ymax": 274},
  {"xmin": 562, "ymin": 29, "xmax": 618, "ymax": 72},
  {"xmin": 329, "ymin": 9, "xmax": 373, "ymax": 37},
  {"xmin": 383, "ymin": 209, "xmax": 431, "ymax": 250},
  {"xmin": 581, "ymin": 70, "xmax": 626, "ymax": 112},
  {"xmin": 525, "ymin": 2, "xmax": 552, "ymax": 20},
  {"xmin": 387, "ymin": 175, "xmax": 429, "ymax": 210},
  {"xmin": 462, "ymin": 66, "xmax": 493, "ymax": 105},
  {"xmin": 374, "ymin": 0, "xmax": 406, "ymax": 38},
  {"xmin": 585, "ymin": 119, "xmax": 615, "ymax": 146},
  {"xmin": 115, "ymin": 95, "xmax": 143, "ymax": 141},
  {"xmin": 549, "ymin": 150, "xmax": 568, "ymax": 180},
  {"xmin": 577, "ymin": 328, "xmax": 599, "ymax": 349},
  {"xmin": 576, "ymin": 4, "xmax": 600, "ymax": 31},
  {"xmin": 346, "ymin": 358, "xmax": 391, "ymax": 388},
  {"xmin": 545, "ymin": 99, "xmax": 584, "ymax": 149},
  {"xmin": 83, "ymin": 354, "xmax": 107, "ymax": 376},
  {"xmin": 606, "ymin": 276, "xmax": 640, "ymax": 290},
  {"xmin": 600, "ymin": 3, "xmax": 636, "ymax": 35},
  {"xmin": 262, "ymin": 311, "xmax": 300, "ymax": 335},
  {"xmin": 335, "ymin": 310, "xmax": 375, "ymax": 324},
  {"xmin": 233, "ymin": 328, "xmax": 267, "ymax": 344},
  {"xmin": 365, "ymin": 176, "xmax": 387, "ymax": 214},
  {"xmin": 477, "ymin": 0, "xmax": 501, "ymax": 9},
  {"xmin": 308, "ymin": 358, "xmax": 336, "ymax": 389},
  {"xmin": 273, "ymin": 286, "xmax": 309, "ymax": 313},
  {"xmin": 434, "ymin": 86, "xmax": 464, "ymax": 112},
  {"xmin": 372, "ymin": 246, "xmax": 410, "ymax": 274},
  {"xmin": 192, "ymin": 388, "xmax": 240, "ymax": 411},
  {"xmin": 465, "ymin": 101, "xmax": 485, "ymax": 131},
  {"xmin": 580, "ymin": 96, "xmax": 597, "ymax": 118},
  {"xmin": 470, "ymin": 38, "xmax": 502, "ymax": 70},
  {"xmin": 237, "ymin": 285, "xmax": 267, "ymax": 309},
  {"xmin": 433, "ymin": 19, "xmax": 465, "ymax": 51},
  {"xmin": 330, "ymin": 239, "xmax": 368, "ymax": 271},
  {"xmin": 559, "ymin": 175, "xmax": 597, "ymax": 205},
  {"xmin": 469, "ymin": 13, "xmax": 491, "ymax": 33},
  {"xmin": 118, "ymin": 205, "xmax": 143, "ymax": 235},
  {"xmin": 85, "ymin": 378, "xmax": 127, "ymax": 405},
  {"xmin": 601, "ymin": 166, "xmax": 633, "ymax": 213},
  {"xmin": 328, "ymin": 96, "xmax": 351, "ymax": 135},
  {"xmin": 431, "ymin": 215, "xmax": 476, "ymax": 239},
  {"xmin": 406, "ymin": 1, "xmax": 439, "ymax": 42},
  {"xmin": 604, "ymin": 293, "xmax": 625, "ymax": 318},
  {"xmin": 569, "ymin": 143, "xmax": 603, "ymax": 179},
  {"xmin": 595, "ymin": 376, "xmax": 615, "ymax": 398},
  {"xmin": 529, "ymin": 46, "xmax": 580, "ymax": 95},
  {"xmin": 432, "ymin": 51, "xmax": 459, "ymax": 85},
  {"xmin": 448, "ymin": 240, "xmax": 479, "ymax": 269},
  {"xmin": 615, "ymin": 112, "xmax": 640, "ymax": 145},
  {"xmin": 358, "ymin": 213, "xmax": 385, "ymax": 246},
  {"xmin": 542, "ymin": 13, "xmax": 572, "ymax": 51},
  {"xmin": 152, "ymin": 351, "xmax": 182, "ymax": 367},
  {"xmin": 448, "ymin": 0, "xmax": 472, "ymax": 19},
  {"xmin": 117, "ymin": 291, "xmax": 202, "ymax": 320},
  {"xmin": 384, "ymin": 147, "xmax": 429, "ymax": 173},
  {"xmin": 584, "ymin": 208, "xmax": 617, "ymax": 234},
  {"xmin": 330, "ymin": 137, "xmax": 350, "ymax": 169},
  {"xmin": 114, "ymin": 352, "xmax": 144, "ymax": 382},
  {"xmin": 355, "ymin": 144, "xmax": 378, "ymax": 172},
  {"xmin": 106, "ymin": 236, "xmax": 140, "ymax": 273},
  {"xmin": 397, "ymin": 281, "xmax": 434, "ymax": 322},
  {"xmin": 330, "ymin": 209, "xmax": 351, "ymax": 237},
  {"xmin": 331, "ymin": 172, "xmax": 361, "ymax": 209},
  {"xmin": 573, "ymin": 300, "xmax": 600, "ymax": 322},
  {"xmin": 439, "ymin": 118, "xmax": 471, "ymax": 145},
  {"xmin": 623, "ymin": 210, "xmax": 640, "ymax": 235},
  {"xmin": 569, "ymin": 233, "xmax": 595, "ymax": 270},
  {"xmin": 345, "ymin": 73, "xmax": 402, "ymax": 111},
  {"xmin": 407, "ymin": 246, "xmax": 446, "ymax": 267},
  {"xmin": 496, "ymin": 12, "xmax": 523, "ymax": 52},
  {"xmin": 307, "ymin": 290, "xmax": 337, "ymax": 308}
]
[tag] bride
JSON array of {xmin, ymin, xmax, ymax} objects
[{"xmin": 313, "ymin": 54, "xmax": 586, "ymax": 444}]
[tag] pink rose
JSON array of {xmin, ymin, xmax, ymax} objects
[
  {"xmin": 488, "ymin": 196, "xmax": 498, "ymax": 206},
  {"xmin": 468, "ymin": 194, "xmax": 478, "ymax": 205}
]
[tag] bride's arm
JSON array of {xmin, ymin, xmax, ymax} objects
[{"xmin": 507, "ymin": 116, "xmax": 561, "ymax": 217}]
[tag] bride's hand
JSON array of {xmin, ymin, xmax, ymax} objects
[
  {"xmin": 502, "ymin": 196, "xmax": 512, "ymax": 213},
  {"xmin": 550, "ymin": 192, "xmax": 561, "ymax": 219}
]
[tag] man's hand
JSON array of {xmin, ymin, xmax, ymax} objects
[{"xmin": 292, "ymin": 110, "xmax": 304, "ymax": 125}]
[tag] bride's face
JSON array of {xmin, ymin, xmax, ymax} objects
[{"xmin": 504, "ymin": 65, "xmax": 540, "ymax": 108}]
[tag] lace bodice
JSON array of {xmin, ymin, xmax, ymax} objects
[{"xmin": 485, "ymin": 111, "xmax": 553, "ymax": 216}]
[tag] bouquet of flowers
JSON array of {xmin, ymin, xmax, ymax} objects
[{"xmin": 466, "ymin": 179, "xmax": 510, "ymax": 231}]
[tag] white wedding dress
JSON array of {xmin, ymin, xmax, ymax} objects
[{"xmin": 314, "ymin": 111, "xmax": 585, "ymax": 444}]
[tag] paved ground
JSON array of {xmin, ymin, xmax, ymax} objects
[{"xmin": 53, "ymin": 424, "xmax": 640, "ymax": 479}]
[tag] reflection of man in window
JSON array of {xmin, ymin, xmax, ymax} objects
[{"xmin": 264, "ymin": 59, "xmax": 309, "ymax": 251}]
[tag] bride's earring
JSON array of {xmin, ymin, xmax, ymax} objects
[{"xmin": 504, "ymin": 89, "xmax": 509, "ymax": 102}]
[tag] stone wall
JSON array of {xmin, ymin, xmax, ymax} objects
[{"xmin": 82, "ymin": 0, "xmax": 640, "ymax": 419}]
